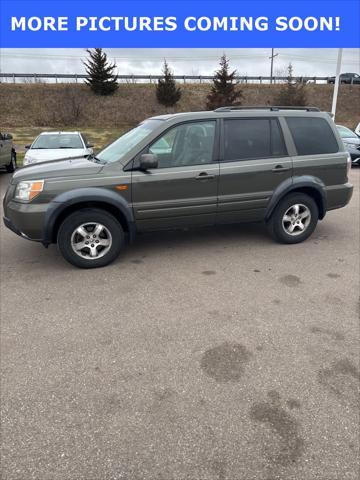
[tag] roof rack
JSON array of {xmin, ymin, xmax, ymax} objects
[{"xmin": 214, "ymin": 106, "xmax": 320, "ymax": 112}]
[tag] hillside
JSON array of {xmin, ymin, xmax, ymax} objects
[{"xmin": 1, "ymin": 83, "xmax": 359, "ymax": 130}]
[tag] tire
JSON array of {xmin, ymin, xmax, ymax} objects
[
  {"xmin": 57, "ymin": 208, "xmax": 125, "ymax": 268},
  {"xmin": 6, "ymin": 151, "xmax": 16, "ymax": 173},
  {"xmin": 267, "ymin": 193, "xmax": 319, "ymax": 244}
]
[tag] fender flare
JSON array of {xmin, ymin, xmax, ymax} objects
[
  {"xmin": 265, "ymin": 175, "xmax": 327, "ymax": 221},
  {"xmin": 42, "ymin": 187, "xmax": 134, "ymax": 245}
]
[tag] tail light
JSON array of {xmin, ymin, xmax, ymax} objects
[{"xmin": 346, "ymin": 152, "xmax": 352, "ymax": 176}]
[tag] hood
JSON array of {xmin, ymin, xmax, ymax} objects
[
  {"xmin": 25, "ymin": 149, "xmax": 87, "ymax": 162},
  {"xmin": 12, "ymin": 156, "xmax": 103, "ymax": 183}
]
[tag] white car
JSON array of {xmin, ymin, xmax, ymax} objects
[
  {"xmin": 355, "ymin": 122, "xmax": 360, "ymax": 137},
  {"xmin": 24, "ymin": 132, "xmax": 93, "ymax": 166}
]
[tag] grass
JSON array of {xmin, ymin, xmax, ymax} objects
[{"xmin": 11, "ymin": 126, "xmax": 133, "ymax": 165}]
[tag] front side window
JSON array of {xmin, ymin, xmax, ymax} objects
[
  {"xmin": 223, "ymin": 118, "xmax": 287, "ymax": 161},
  {"xmin": 31, "ymin": 134, "xmax": 83, "ymax": 150},
  {"xmin": 286, "ymin": 117, "xmax": 339, "ymax": 155},
  {"xmin": 149, "ymin": 121, "xmax": 216, "ymax": 168}
]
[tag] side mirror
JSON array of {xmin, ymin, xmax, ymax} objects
[
  {"xmin": 25, "ymin": 144, "xmax": 31, "ymax": 150},
  {"xmin": 86, "ymin": 143, "xmax": 94, "ymax": 148},
  {"xmin": 4, "ymin": 133, "xmax": 12, "ymax": 140},
  {"xmin": 139, "ymin": 153, "xmax": 158, "ymax": 171}
]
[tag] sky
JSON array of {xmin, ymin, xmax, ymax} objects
[{"xmin": 0, "ymin": 48, "xmax": 359, "ymax": 79}]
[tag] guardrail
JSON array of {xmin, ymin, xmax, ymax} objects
[{"xmin": 0, "ymin": 73, "xmax": 337, "ymax": 84}]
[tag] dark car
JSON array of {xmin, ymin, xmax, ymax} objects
[
  {"xmin": 3, "ymin": 106, "xmax": 353, "ymax": 269},
  {"xmin": 328, "ymin": 73, "xmax": 360, "ymax": 84},
  {"xmin": 0, "ymin": 132, "xmax": 16, "ymax": 172},
  {"xmin": 337, "ymin": 125, "xmax": 360, "ymax": 165}
]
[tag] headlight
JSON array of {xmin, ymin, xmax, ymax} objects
[
  {"xmin": 15, "ymin": 180, "xmax": 44, "ymax": 201},
  {"xmin": 23, "ymin": 156, "xmax": 36, "ymax": 165}
]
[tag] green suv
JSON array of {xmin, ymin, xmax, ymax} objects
[{"xmin": 3, "ymin": 107, "xmax": 353, "ymax": 268}]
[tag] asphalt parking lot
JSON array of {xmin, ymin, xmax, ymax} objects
[{"xmin": 0, "ymin": 170, "xmax": 359, "ymax": 480}]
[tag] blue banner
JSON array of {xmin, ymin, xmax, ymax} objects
[{"xmin": 0, "ymin": 0, "xmax": 359, "ymax": 48}]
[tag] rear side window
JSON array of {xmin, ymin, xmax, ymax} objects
[
  {"xmin": 286, "ymin": 117, "xmax": 339, "ymax": 155},
  {"xmin": 223, "ymin": 118, "xmax": 287, "ymax": 161}
]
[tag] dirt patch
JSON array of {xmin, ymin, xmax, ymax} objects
[
  {"xmin": 310, "ymin": 326, "xmax": 345, "ymax": 341},
  {"xmin": 250, "ymin": 391, "xmax": 305, "ymax": 468},
  {"xmin": 279, "ymin": 275, "xmax": 301, "ymax": 287},
  {"xmin": 326, "ymin": 272, "xmax": 341, "ymax": 278},
  {"xmin": 318, "ymin": 358, "xmax": 360, "ymax": 409},
  {"xmin": 200, "ymin": 342, "xmax": 252, "ymax": 382}
]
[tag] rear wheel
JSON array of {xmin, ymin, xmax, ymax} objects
[
  {"xmin": 57, "ymin": 209, "xmax": 125, "ymax": 268},
  {"xmin": 6, "ymin": 151, "xmax": 16, "ymax": 173},
  {"xmin": 267, "ymin": 193, "xmax": 319, "ymax": 244}
]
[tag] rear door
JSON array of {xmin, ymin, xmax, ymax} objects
[
  {"xmin": 217, "ymin": 117, "xmax": 292, "ymax": 224},
  {"xmin": 131, "ymin": 120, "xmax": 219, "ymax": 231}
]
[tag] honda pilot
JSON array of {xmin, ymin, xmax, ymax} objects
[{"xmin": 3, "ymin": 107, "xmax": 353, "ymax": 268}]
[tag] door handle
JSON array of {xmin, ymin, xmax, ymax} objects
[
  {"xmin": 196, "ymin": 172, "xmax": 215, "ymax": 180},
  {"xmin": 272, "ymin": 165, "xmax": 290, "ymax": 173}
]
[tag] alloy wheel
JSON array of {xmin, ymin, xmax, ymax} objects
[
  {"xmin": 282, "ymin": 204, "xmax": 311, "ymax": 236},
  {"xmin": 71, "ymin": 222, "xmax": 112, "ymax": 259}
]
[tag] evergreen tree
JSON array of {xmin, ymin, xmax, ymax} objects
[
  {"xmin": 206, "ymin": 54, "xmax": 243, "ymax": 110},
  {"xmin": 83, "ymin": 48, "xmax": 118, "ymax": 96},
  {"xmin": 156, "ymin": 60, "xmax": 182, "ymax": 107},
  {"xmin": 276, "ymin": 63, "xmax": 307, "ymax": 106}
]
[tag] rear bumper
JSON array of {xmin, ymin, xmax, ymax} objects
[{"xmin": 325, "ymin": 183, "xmax": 353, "ymax": 211}]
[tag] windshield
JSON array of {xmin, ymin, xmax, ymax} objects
[
  {"xmin": 32, "ymin": 134, "xmax": 83, "ymax": 149},
  {"xmin": 337, "ymin": 126, "xmax": 358, "ymax": 139},
  {"xmin": 97, "ymin": 120, "xmax": 163, "ymax": 163}
]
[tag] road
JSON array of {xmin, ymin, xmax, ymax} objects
[{"xmin": 1, "ymin": 170, "xmax": 359, "ymax": 480}]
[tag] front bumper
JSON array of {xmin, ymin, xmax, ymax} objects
[
  {"xmin": 3, "ymin": 216, "xmax": 39, "ymax": 241},
  {"xmin": 349, "ymin": 151, "xmax": 360, "ymax": 165},
  {"xmin": 344, "ymin": 146, "xmax": 360, "ymax": 165},
  {"xmin": 3, "ymin": 199, "xmax": 48, "ymax": 242}
]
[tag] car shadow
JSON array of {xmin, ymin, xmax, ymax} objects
[{"xmin": 128, "ymin": 222, "xmax": 271, "ymax": 256}]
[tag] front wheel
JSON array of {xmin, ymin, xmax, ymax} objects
[
  {"xmin": 57, "ymin": 209, "xmax": 125, "ymax": 268},
  {"xmin": 6, "ymin": 151, "xmax": 16, "ymax": 173},
  {"xmin": 267, "ymin": 193, "xmax": 319, "ymax": 244}
]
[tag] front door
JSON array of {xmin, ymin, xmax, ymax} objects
[
  {"xmin": 131, "ymin": 120, "xmax": 219, "ymax": 231},
  {"xmin": 217, "ymin": 117, "xmax": 293, "ymax": 224}
]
